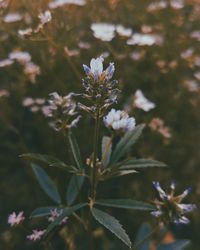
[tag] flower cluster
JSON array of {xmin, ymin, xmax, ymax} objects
[
  {"xmin": 104, "ymin": 109, "xmax": 136, "ymax": 132},
  {"xmin": 42, "ymin": 92, "xmax": 81, "ymax": 131},
  {"xmin": 27, "ymin": 229, "xmax": 46, "ymax": 241},
  {"xmin": 81, "ymin": 57, "xmax": 119, "ymax": 118},
  {"xmin": 152, "ymin": 182, "xmax": 196, "ymax": 224},
  {"xmin": 48, "ymin": 208, "xmax": 68, "ymax": 224}
]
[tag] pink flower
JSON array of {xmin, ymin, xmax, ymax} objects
[
  {"xmin": 48, "ymin": 209, "xmax": 68, "ymax": 224},
  {"xmin": 8, "ymin": 211, "xmax": 25, "ymax": 226},
  {"xmin": 27, "ymin": 229, "xmax": 46, "ymax": 241}
]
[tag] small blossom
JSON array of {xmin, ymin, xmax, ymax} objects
[
  {"xmin": 0, "ymin": 59, "xmax": 13, "ymax": 68},
  {"xmin": 49, "ymin": 0, "xmax": 86, "ymax": 9},
  {"xmin": 116, "ymin": 25, "xmax": 132, "ymax": 37},
  {"xmin": 18, "ymin": 28, "xmax": 33, "ymax": 38},
  {"xmin": 3, "ymin": 13, "xmax": 22, "ymax": 23},
  {"xmin": 48, "ymin": 209, "xmax": 68, "ymax": 224},
  {"xmin": 8, "ymin": 211, "xmax": 25, "ymax": 226},
  {"xmin": 27, "ymin": 229, "xmax": 46, "ymax": 241},
  {"xmin": 104, "ymin": 109, "xmax": 136, "ymax": 132},
  {"xmin": 152, "ymin": 181, "xmax": 196, "ymax": 224},
  {"xmin": 127, "ymin": 33, "xmax": 163, "ymax": 46},
  {"xmin": 134, "ymin": 89, "xmax": 156, "ymax": 112},
  {"xmin": 149, "ymin": 118, "xmax": 171, "ymax": 139},
  {"xmin": 38, "ymin": 10, "xmax": 52, "ymax": 25},
  {"xmin": 91, "ymin": 23, "xmax": 115, "ymax": 42},
  {"xmin": 9, "ymin": 51, "xmax": 31, "ymax": 65},
  {"xmin": 23, "ymin": 62, "xmax": 40, "ymax": 83}
]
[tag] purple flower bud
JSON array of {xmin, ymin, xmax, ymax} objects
[{"xmin": 83, "ymin": 64, "xmax": 91, "ymax": 75}]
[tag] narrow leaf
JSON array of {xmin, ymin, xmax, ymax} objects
[
  {"xmin": 95, "ymin": 199, "xmax": 155, "ymax": 211},
  {"xmin": 104, "ymin": 169, "xmax": 138, "ymax": 180},
  {"xmin": 135, "ymin": 223, "xmax": 152, "ymax": 250},
  {"xmin": 101, "ymin": 136, "xmax": 112, "ymax": 167},
  {"xmin": 68, "ymin": 131, "xmax": 83, "ymax": 169},
  {"xmin": 66, "ymin": 175, "xmax": 84, "ymax": 205},
  {"xmin": 119, "ymin": 159, "xmax": 167, "ymax": 169},
  {"xmin": 44, "ymin": 203, "xmax": 87, "ymax": 236},
  {"xmin": 21, "ymin": 153, "xmax": 76, "ymax": 172},
  {"xmin": 32, "ymin": 163, "xmax": 61, "ymax": 204},
  {"xmin": 30, "ymin": 206, "xmax": 61, "ymax": 218},
  {"xmin": 91, "ymin": 208, "xmax": 132, "ymax": 248},
  {"xmin": 110, "ymin": 124, "xmax": 145, "ymax": 165}
]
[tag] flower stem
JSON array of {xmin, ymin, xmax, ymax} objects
[{"xmin": 91, "ymin": 108, "xmax": 100, "ymax": 201}]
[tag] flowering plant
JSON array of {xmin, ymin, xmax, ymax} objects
[{"xmin": 17, "ymin": 57, "xmax": 195, "ymax": 249}]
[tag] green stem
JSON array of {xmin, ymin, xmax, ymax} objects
[{"xmin": 91, "ymin": 108, "xmax": 100, "ymax": 201}]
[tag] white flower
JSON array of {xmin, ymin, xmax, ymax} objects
[
  {"xmin": 8, "ymin": 211, "xmax": 25, "ymax": 226},
  {"xmin": 91, "ymin": 23, "xmax": 115, "ymax": 42},
  {"xmin": 0, "ymin": 59, "xmax": 13, "ymax": 67},
  {"xmin": 18, "ymin": 28, "xmax": 33, "ymax": 38},
  {"xmin": 22, "ymin": 97, "xmax": 35, "ymax": 107},
  {"xmin": 127, "ymin": 33, "xmax": 163, "ymax": 46},
  {"xmin": 3, "ymin": 13, "xmax": 22, "ymax": 23},
  {"xmin": 9, "ymin": 51, "xmax": 31, "ymax": 64},
  {"xmin": 27, "ymin": 229, "xmax": 46, "ymax": 241},
  {"xmin": 38, "ymin": 10, "xmax": 52, "ymax": 25},
  {"xmin": 49, "ymin": 0, "xmax": 86, "ymax": 9},
  {"xmin": 134, "ymin": 89, "xmax": 156, "ymax": 112},
  {"xmin": 116, "ymin": 25, "xmax": 132, "ymax": 37},
  {"xmin": 104, "ymin": 109, "xmax": 136, "ymax": 132}
]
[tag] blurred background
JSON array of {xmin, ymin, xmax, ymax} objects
[{"xmin": 0, "ymin": 0, "xmax": 199, "ymax": 249}]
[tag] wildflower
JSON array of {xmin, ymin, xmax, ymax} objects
[
  {"xmin": 149, "ymin": 118, "xmax": 171, "ymax": 139},
  {"xmin": 3, "ymin": 13, "xmax": 22, "ymax": 23},
  {"xmin": 23, "ymin": 62, "xmax": 40, "ymax": 83},
  {"xmin": 104, "ymin": 109, "xmax": 136, "ymax": 132},
  {"xmin": 91, "ymin": 23, "xmax": 115, "ymax": 42},
  {"xmin": 151, "ymin": 182, "xmax": 196, "ymax": 224},
  {"xmin": 8, "ymin": 211, "xmax": 25, "ymax": 226},
  {"xmin": 42, "ymin": 92, "xmax": 81, "ymax": 131},
  {"xmin": 81, "ymin": 58, "xmax": 119, "ymax": 117},
  {"xmin": 116, "ymin": 25, "xmax": 132, "ymax": 37},
  {"xmin": 48, "ymin": 209, "xmax": 68, "ymax": 224},
  {"xmin": 49, "ymin": 0, "xmax": 86, "ymax": 9},
  {"xmin": 0, "ymin": 89, "xmax": 9, "ymax": 98},
  {"xmin": 18, "ymin": 28, "xmax": 33, "ymax": 38},
  {"xmin": 127, "ymin": 33, "xmax": 163, "ymax": 46},
  {"xmin": 9, "ymin": 51, "xmax": 31, "ymax": 65},
  {"xmin": 134, "ymin": 90, "xmax": 156, "ymax": 112},
  {"xmin": 38, "ymin": 10, "xmax": 52, "ymax": 25},
  {"xmin": 0, "ymin": 59, "xmax": 13, "ymax": 68},
  {"xmin": 27, "ymin": 229, "xmax": 46, "ymax": 241}
]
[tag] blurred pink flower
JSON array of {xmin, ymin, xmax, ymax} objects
[
  {"xmin": 8, "ymin": 211, "xmax": 25, "ymax": 226},
  {"xmin": 27, "ymin": 229, "xmax": 46, "ymax": 241}
]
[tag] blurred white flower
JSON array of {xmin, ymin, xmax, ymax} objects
[
  {"xmin": 190, "ymin": 30, "xmax": 200, "ymax": 41},
  {"xmin": 18, "ymin": 28, "xmax": 33, "ymax": 38},
  {"xmin": 24, "ymin": 62, "xmax": 40, "ymax": 83},
  {"xmin": 0, "ymin": 89, "xmax": 9, "ymax": 98},
  {"xmin": 48, "ymin": 209, "xmax": 68, "ymax": 224},
  {"xmin": 3, "ymin": 13, "xmax": 22, "ymax": 23},
  {"xmin": 149, "ymin": 118, "xmax": 171, "ymax": 139},
  {"xmin": 27, "ymin": 229, "xmax": 46, "ymax": 241},
  {"xmin": 134, "ymin": 90, "xmax": 156, "ymax": 112},
  {"xmin": 9, "ymin": 51, "xmax": 31, "ymax": 64},
  {"xmin": 91, "ymin": 23, "xmax": 115, "ymax": 42},
  {"xmin": 104, "ymin": 109, "xmax": 136, "ymax": 132},
  {"xmin": 22, "ymin": 97, "xmax": 35, "ymax": 107},
  {"xmin": 184, "ymin": 80, "xmax": 199, "ymax": 92},
  {"xmin": 49, "ymin": 0, "xmax": 86, "ymax": 9},
  {"xmin": 170, "ymin": 0, "xmax": 184, "ymax": 9},
  {"xmin": 38, "ymin": 10, "xmax": 52, "ymax": 25},
  {"xmin": 8, "ymin": 212, "xmax": 25, "ymax": 226},
  {"xmin": 116, "ymin": 25, "xmax": 132, "ymax": 37},
  {"xmin": 127, "ymin": 33, "xmax": 163, "ymax": 46},
  {"xmin": 0, "ymin": 59, "xmax": 13, "ymax": 67},
  {"xmin": 147, "ymin": 1, "xmax": 167, "ymax": 12},
  {"xmin": 194, "ymin": 71, "xmax": 200, "ymax": 81}
]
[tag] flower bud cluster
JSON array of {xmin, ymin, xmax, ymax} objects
[
  {"xmin": 80, "ymin": 57, "xmax": 120, "ymax": 118},
  {"xmin": 152, "ymin": 181, "xmax": 196, "ymax": 224},
  {"xmin": 42, "ymin": 92, "xmax": 81, "ymax": 131}
]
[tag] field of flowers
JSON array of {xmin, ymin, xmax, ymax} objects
[{"xmin": 0, "ymin": 0, "xmax": 200, "ymax": 249}]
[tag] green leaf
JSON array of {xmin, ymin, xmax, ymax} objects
[
  {"xmin": 66, "ymin": 175, "xmax": 84, "ymax": 205},
  {"xmin": 119, "ymin": 159, "xmax": 167, "ymax": 169},
  {"xmin": 134, "ymin": 223, "xmax": 152, "ymax": 250},
  {"xmin": 68, "ymin": 130, "xmax": 83, "ymax": 169},
  {"xmin": 110, "ymin": 124, "xmax": 145, "ymax": 165},
  {"xmin": 101, "ymin": 136, "xmax": 112, "ymax": 167},
  {"xmin": 157, "ymin": 240, "xmax": 190, "ymax": 250},
  {"xmin": 95, "ymin": 199, "xmax": 155, "ymax": 211},
  {"xmin": 103, "ymin": 169, "xmax": 138, "ymax": 180},
  {"xmin": 30, "ymin": 206, "xmax": 62, "ymax": 218},
  {"xmin": 32, "ymin": 163, "xmax": 61, "ymax": 204},
  {"xmin": 21, "ymin": 153, "xmax": 76, "ymax": 172},
  {"xmin": 91, "ymin": 208, "xmax": 132, "ymax": 248},
  {"xmin": 44, "ymin": 203, "xmax": 87, "ymax": 236}
]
